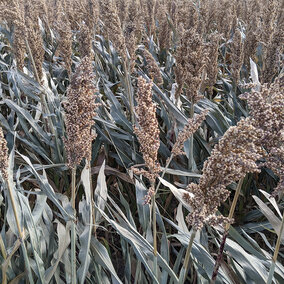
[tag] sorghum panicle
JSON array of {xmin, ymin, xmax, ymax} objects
[
  {"xmin": 174, "ymin": 0, "xmax": 198, "ymax": 31},
  {"xmin": 216, "ymin": 0, "xmax": 234, "ymax": 39},
  {"xmin": 24, "ymin": 1, "xmax": 45, "ymax": 80},
  {"xmin": 262, "ymin": 24, "xmax": 283, "ymax": 84},
  {"xmin": 132, "ymin": 77, "xmax": 160, "ymax": 199},
  {"xmin": 175, "ymin": 28, "xmax": 206, "ymax": 103},
  {"xmin": 115, "ymin": 0, "xmax": 130, "ymax": 28},
  {"xmin": 230, "ymin": 29, "xmax": 244, "ymax": 83},
  {"xmin": 99, "ymin": 0, "xmax": 127, "ymax": 60},
  {"xmin": 78, "ymin": 22, "xmax": 92, "ymax": 58},
  {"xmin": 157, "ymin": 3, "xmax": 171, "ymax": 50},
  {"xmin": 0, "ymin": 0, "xmax": 26, "ymax": 70},
  {"xmin": 240, "ymin": 74, "xmax": 284, "ymax": 194},
  {"xmin": 261, "ymin": 0, "xmax": 278, "ymax": 46},
  {"xmin": 0, "ymin": 127, "xmax": 8, "ymax": 181},
  {"xmin": 124, "ymin": 0, "xmax": 142, "ymax": 70},
  {"xmin": 172, "ymin": 110, "xmax": 208, "ymax": 157},
  {"xmin": 64, "ymin": 57, "xmax": 99, "ymax": 168},
  {"xmin": 205, "ymin": 32, "xmax": 221, "ymax": 95},
  {"xmin": 142, "ymin": 0, "xmax": 156, "ymax": 36},
  {"xmin": 142, "ymin": 49, "xmax": 163, "ymax": 85},
  {"xmin": 55, "ymin": 2, "xmax": 73, "ymax": 74},
  {"xmin": 183, "ymin": 118, "xmax": 264, "ymax": 230}
]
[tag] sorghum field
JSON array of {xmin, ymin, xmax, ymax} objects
[{"xmin": 0, "ymin": 0, "xmax": 283, "ymax": 283}]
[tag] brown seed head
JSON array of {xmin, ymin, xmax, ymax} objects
[
  {"xmin": 205, "ymin": 32, "xmax": 221, "ymax": 95},
  {"xmin": 115, "ymin": 0, "xmax": 130, "ymax": 28},
  {"xmin": 132, "ymin": 77, "xmax": 161, "ymax": 185},
  {"xmin": 262, "ymin": 24, "xmax": 283, "ymax": 84},
  {"xmin": 55, "ymin": 2, "xmax": 73, "ymax": 74},
  {"xmin": 216, "ymin": 0, "xmax": 234, "ymax": 39},
  {"xmin": 261, "ymin": 0, "xmax": 278, "ymax": 46},
  {"xmin": 230, "ymin": 29, "xmax": 244, "ymax": 83},
  {"xmin": 142, "ymin": 49, "xmax": 163, "ymax": 85},
  {"xmin": 175, "ymin": 28, "xmax": 206, "ymax": 103},
  {"xmin": 172, "ymin": 110, "xmax": 208, "ymax": 157},
  {"xmin": 183, "ymin": 117, "xmax": 264, "ymax": 230},
  {"xmin": 240, "ymin": 74, "xmax": 284, "ymax": 195},
  {"xmin": 244, "ymin": 10, "xmax": 261, "ymax": 68},
  {"xmin": 78, "ymin": 22, "xmax": 93, "ymax": 58},
  {"xmin": 0, "ymin": 0, "xmax": 27, "ymax": 70},
  {"xmin": 174, "ymin": 0, "xmax": 198, "ymax": 31},
  {"xmin": 157, "ymin": 2, "xmax": 171, "ymax": 50},
  {"xmin": 141, "ymin": 0, "xmax": 156, "ymax": 36},
  {"xmin": 24, "ymin": 1, "xmax": 45, "ymax": 80},
  {"xmin": 64, "ymin": 57, "xmax": 99, "ymax": 168},
  {"xmin": 124, "ymin": 0, "xmax": 142, "ymax": 70},
  {"xmin": 99, "ymin": 0, "xmax": 127, "ymax": 60},
  {"xmin": 0, "ymin": 127, "xmax": 8, "ymax": 181}
]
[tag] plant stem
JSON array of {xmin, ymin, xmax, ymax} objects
[
  {"xmin": 71, "ymin": 167, "xmax": 77, "ymax": 284},
  {"xmin": 189, "ymin": 99, "xmax": 196, "ymax": 172},
  {"xmin": 155, "ymin": 154, "xmax": 173, "ymax": 194},
  {"xmin": 210, "ymin": 177, "xmax": 244, "ymax": 284},
  {"xmin": 179, "ymin": 229, "xmax": 197, "ymax": 284},
  {"xmin": 89, "ymin": 160, "xmax": 96, "ymax": 237},
  {"xmin": 210, "ymin": 230, "xmax": 229, "ymax": 284},
  {"xmin": 267, "ymin": 209, "xmax": 284, "ymax": 284},
  {"xmin": 6, "ymin": 178, "xmax": 34, "ymax": 284},
  {"xmin": 152, "ymin": 185, "xmax": 158, "ymax": 278},
  {"xmin": 226, "ymin": 177, "xmax": 244, "ymax": 230}
]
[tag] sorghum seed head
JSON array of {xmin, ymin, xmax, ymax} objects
[
  {"xmin": 0, "ymin": 127, "xmax": 8, "ymax": 181},
  {"xmin": 142, "ymin": 49, "xmax": 163, "ymax": 85},
  {"xmin": 132, "ymin": 77, "xmax": 161, "ymax": 185},
  {"xmin": 183, "ymin": 117, "xmax": 264, "ymax": 230},
  {"xmin": 64, "ymin": 57, "xmax": 99, "ymax": 168},
  {"xmin": 172, "ymin": 110, "xmax": 208, "ymax": 157}
]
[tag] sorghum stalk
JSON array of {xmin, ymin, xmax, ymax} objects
[
  {"xmin": 152, "ymin": 185, "xmax": 158, "ymax": 277},
  {"xmin": 0, "ymin": 235, "xmax": 7, "ymax": 284},
  {"xmin": 71, "ymin": 167, "xmax": 76, "ymax": 284},
  {"xmin": 132, "ymin": 77, "xmax": 160, "ymax": 279},
  {"xmin": 88, "ymin": 159, "xmax": 96, "ymax": 236},
  {"xmin": 189, "ymin": 99, "xmax": 196, "ymax": 171},
  {"xmin": 210, "ymin": 177, "xmax": 244, "ymax": 284},
  {"xmin": 64, "ymin": 57, "xmax": 99, "ymax": 283},
  {"xmin": 266, "ymin": 210, "xmax": 284, "ymax": 284},
  {"xmin": 155, "ymin": 154, "xmax": 173, "ymax": 195},
  {"xmin": 179, "ymin": 229, "xmax": 197, "ymax": 284},
  {"xmin": 6, "ymin": 178, "xmax": 23, "ymax": 247}
]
